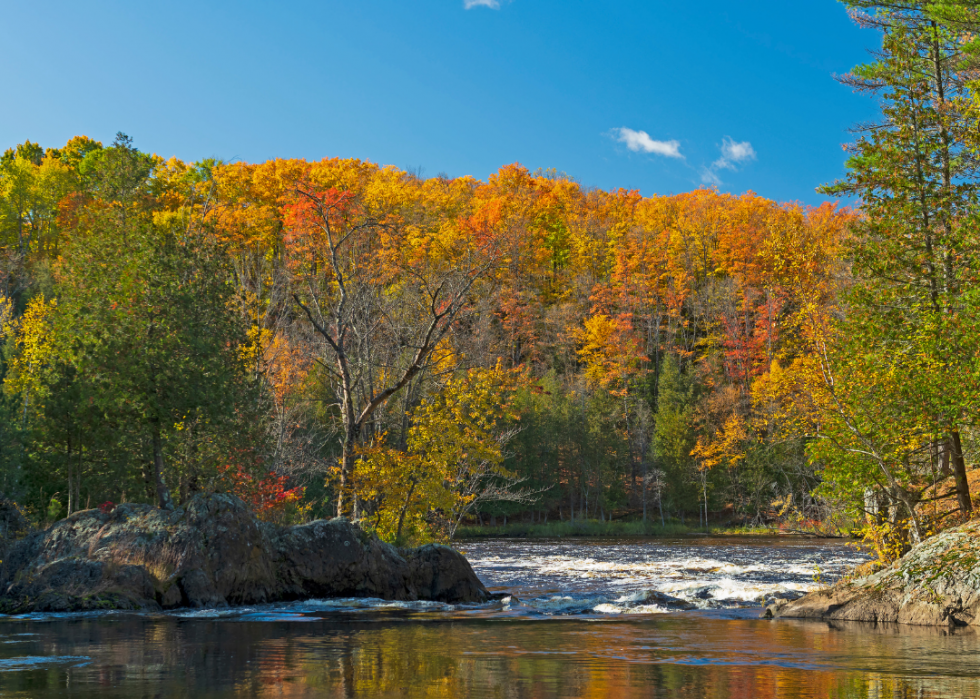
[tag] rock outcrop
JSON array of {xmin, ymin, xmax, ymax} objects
[
  {"xmin": 0, "ymin": 497, "xmax": 32, "ymax": 563},
  {"xmin": 768, "ymin": 519, "xmax": 980, "ymax": 626},
  {"xmin": 0, "ymin": 494, "xmax": 491, "ymax": 613}
]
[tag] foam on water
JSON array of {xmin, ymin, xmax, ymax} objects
[{"xmin": 464, "ymin": 536, "xmax": 869, "ymax": 616}]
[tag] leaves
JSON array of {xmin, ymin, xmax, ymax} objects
[
  {"xmin": 0, "ymin": 132, "xmax": 865, "ymax": 534},
  {"xmin": 356, "ymin": 364, "xmax": 525, "ymax": 544}
]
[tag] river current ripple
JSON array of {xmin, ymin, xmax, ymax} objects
[{"xmin": 463, "ymin": 536, "xmax": 870, "ymax": 616}]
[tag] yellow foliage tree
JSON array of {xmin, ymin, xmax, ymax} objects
[
  {"xmin": 4, "ymin": 295, "xmax": 62, "ymax": 417},
  {"xmin": 356, "ymin": 364, "xmax": 529, "ymax": 543}
]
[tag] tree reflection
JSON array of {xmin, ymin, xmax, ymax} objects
[{"xmin": 0, "ymin": 615, "xmax": 975, "ymax": 698}]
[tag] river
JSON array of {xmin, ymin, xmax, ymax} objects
[{"xmin": 0, "ymin": 536, "xmax": 978, "ymax": 697}]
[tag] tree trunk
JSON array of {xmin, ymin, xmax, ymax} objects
[
  {"xmin": 642, "ymin": 460, "xmax": 647, "ymax": 522},
  {"xmin": 951, "ymin": 430, "xmax": 972, "ymax": 515},
  {"xmin": 703, "ymin": 476, "xmax": 709, "ymax": 528},
  {"xmin": 66, "ymin": 434, "xmax": 73, "ymax": 517},
  {"xmin": 890, "ymin": 485, "xmax": 923, "ymax": 544},
  {"xmin": 395, "ymin": 479, "xmax": 417, "ymax": 540},
  {"xmin": 338, "ymin": 422, "xmax": 360, "ymax": 518},
  {"xmin": 151, "ymin": 422, "xmax": 174, "ymax": 510}
]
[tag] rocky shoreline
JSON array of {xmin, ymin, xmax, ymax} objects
[
  {"xmin": 0, "ymin": 494, "xmax": 491, "ymax": 613},
  {"xmin": 768, "ymin": 519, "xmax": 980, "ymax": 627}
]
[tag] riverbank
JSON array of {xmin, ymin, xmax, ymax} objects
[
  {"xmin": 454, "ymin": 519, "xmax": 797, "ymax": 540},
  {"xmin": 769, "ymin": 517, "xmax": 980, "ymax": 626}
]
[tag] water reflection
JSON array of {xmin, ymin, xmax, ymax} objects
[{"xmin": 0, "ymin": 614, "xmax": 976, "ymax": 698}]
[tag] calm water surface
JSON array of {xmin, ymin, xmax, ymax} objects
[{"xmin": 0, "ymin": 536, "xmax": 977, "ymax": 698}]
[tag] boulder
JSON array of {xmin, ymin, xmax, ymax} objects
[
  {"xmin": 0, "ymin": 496, "xmax": 32, "ymax": 563},
  {"xmin": 768, "ymin": 519, "xmax": 980, "ymax": 626},
  {"xmin": 407, "ymin": 544, "xmax": 496, "ymax": 603},
  {"xmin": 0, "ymin": 494, "xmax": 491, "ymax": 613}
]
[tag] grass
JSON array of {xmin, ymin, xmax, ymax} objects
[{"xmin": 453, "ymin": 518, "xmax": 777, "ymax": 540}]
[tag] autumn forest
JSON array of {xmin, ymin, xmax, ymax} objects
[{"xmin": 2, "ymin": 3, "xmax": 979, "ymax": 564}]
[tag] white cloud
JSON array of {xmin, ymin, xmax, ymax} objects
[
  {"xmin": 720, "ymin": 137, "xmax": 756, "ymax": 165},
  {"xmin": 611, "ymin": 128, "xmax": 683, "ymax": 158},
  {"xmin": 464, "ymin": 0, "xmax": 500, "ymax": 8},
  {"xmin": 702, "ymin": 136, "xmax": 756, "ymax": 185}
]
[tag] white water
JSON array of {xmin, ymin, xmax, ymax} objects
[{"xmin": 462, "ymin": 536, "xmax": 870, "ymax": 616}]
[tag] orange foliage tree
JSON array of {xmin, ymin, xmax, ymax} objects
[{"xmin": 1, "ymin": 135, "xmax": 859, "ymax": 535}]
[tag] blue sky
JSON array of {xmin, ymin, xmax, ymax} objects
[{"xmin": 0, "ymin": 1, "xmax": 880, "ymax": 205}]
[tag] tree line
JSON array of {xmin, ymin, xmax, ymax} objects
[{"xmin": 1, "ymin": 1, "xmax": 979, "ymax": 555}]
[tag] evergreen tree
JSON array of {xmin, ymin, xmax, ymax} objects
[
  {"xmin": 652, "ymin": 356, "xmax": 701, "ymax": 520},
  {"xmin": 45, "ymin": 135, "xmax": 259, "ymax": 509},
  {"xmin": 818, "ymin": 1, "xmax": 980, "ymax": 534}
]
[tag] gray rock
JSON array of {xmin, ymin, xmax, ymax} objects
[
  {"xmin": 0, "ymin": 494, "xmax": 490, "ymax": 613},
  {"xmin": 768, "ymin": 519, "xmax": 980, "ymax": 626},
  {"xmin": 0, "ymin": 497, "xmax": 33, "ymax": 565},
  {"xmin": 628, "ymin": 589, "xmax": 695, "ymax": 610},
  {"xmin": 408, "ymin": 544, "xmax": 496, "ymax": 603}
]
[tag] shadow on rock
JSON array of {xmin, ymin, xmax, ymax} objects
[{"xmin": 0, "ymin": 494, "xmax": 490, "ymax": 613}]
